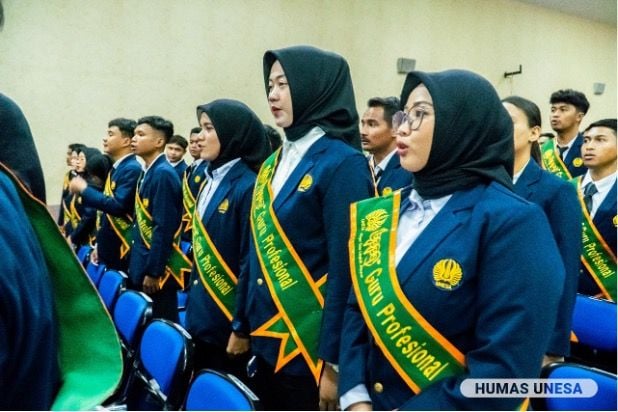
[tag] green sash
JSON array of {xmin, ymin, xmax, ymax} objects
[
  {"xmin": 0, "ymin": 163, "xmax": 122, "ymax": 410},
  {"xmin": 134, "ymin": 191, "xmax": 191, "ymax": 289},
  {"xmin": 570, "ymin": 177, "xmax": 617, "ymax": 301},
  {"xmin": 68, "ymin": 193, "xmax": 81, "ymax": 231},
  {"xmin": 192, "ymin": 206, "xmax": 237, "ymax": 320},
  {"xmin": 103, "ymin": 173, "xmax": 133, "ymax": 258},
  {"xmin": 349, "ymin": 190, "xmax": 466, "ymax": 393},
  {"xmin": 250, "ymin": 150, "xmax": 325, "ymax": 383},
  {"xmin": 541, "ymin": 139, "xmax": 572, "ymax": 180},
  {"xmin": 182, "ymin": 170, "xmax": 197, "ymax": 233}
]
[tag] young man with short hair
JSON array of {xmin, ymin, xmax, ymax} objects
[
  {"xmin": 543, "ymin": 89, "xmax": 590, "ymax": 179},
  {"xmin": 129, "ymin": 116, "xmax": 189, "ymax": 321},
  {"xmin": 69, "ymin": 118, "xmax": 141, "ymax": 271},
  {"xmin": 181, "ymin": 127, "xmax": 208, "ymax": 243},
  {"xmin": 575, "ymin": 118, "xmax": 617, "ymax": 301},
  {"xmin": 360, "ymin": 96, "xmax": 413, "ymax": 195},
  {"xmin": 165, "ymin": 134, "xmax": 188, "ymax": 178}
]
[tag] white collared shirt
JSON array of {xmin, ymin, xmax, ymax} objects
[
  {"xmin": 556, "ymin": 135, "xmax": 577, "ymax": 159},
  {"xmin": 196, "ymin": 158, "xmax": 240, "ymax": 218},
  {"xmin": 512, "ymin": 159, "xmax": 531, "ymax": 185},
  {"xmin": 580, "ymin": 171, "xmax": 617, "ymax": 218},
  {"xmin": 271, "ymin": 127, "xmax": 325, "ymax": 197},
  {"xmin": 372, "ymin": 149, "xmax": 397, "ymax": 182},
  {"xmin": 168, "ymin": 159, "xmax": 184, "ymax": 167},
  {"xmin": 340, "ymin": 189, "xmax": 452, "ymax": 410}
]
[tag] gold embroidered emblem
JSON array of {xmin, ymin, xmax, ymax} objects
[
  {"xmin": 218, "ymin": 198, "xmax": 229, "ymax": 213},
  {"xmin": 573, "ymin": 157, "xmax": 583, "ymax": 167},
  {"xmin": 194, "ymin": 175, "xmax": 201, "ymax": 184},
  {"xmin": 432, "ymin": 259, "xmax": 463, "ymax": 291},
  {"xmin": 111, "ymin": 181, "xmax": 116, "ymax": 190},
  {"xmin": 362, "ymin": 209, "xmax": 388, "ymax": 232},
  {"xmin": 382, "ymin": 187, "xmax": 393, "ymax": 195},
  {"xmin": 613, "ymin": 215, "xmax": 617, "ymax": 227},
  {"xmin": 259, "ymin": 164, "xmax": 273, "ymax": 185},
  {"xmin": 298, "ymin": 174, "xmax": 313, "ymax": 192},
  {"xmin": 143, "ymin": 198, "xmax": 149, "ymax": 208}
]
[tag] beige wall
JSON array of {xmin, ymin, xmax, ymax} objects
[{"xmin": 1, "ymin": 0, "xmax": 615, "ymax": 204}]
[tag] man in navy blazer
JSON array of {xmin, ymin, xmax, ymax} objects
[
  {"xmin": 180, "ymin": 127, "xmax": 208, "ymax": 243},
  {"xmin": 549, "ymin": 89, "xmax": 590, "ymax": 178},
  {"xmin": 165, "ymin": 134, "xmax": 189, "ymax": 179},
  {"xmin": 577, "ymin": 119, "xmax": 617, "ymax": 299},
  {"xmin": 70, "ymin": 118, "xmax": 141, "ymax": 271},
  {"xmin": 129, "ymin": 116, "xmax": 183, "ymax": 321},
  {"xmin": 361, "ymin": 96, "xmax": 413, "ymax": 195}
]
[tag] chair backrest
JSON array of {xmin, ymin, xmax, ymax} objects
[
  {"xmin": 572, "ymin": 294, "xmax": 617, "ymax": 351},
  {"xmin": 113, "ymin": 290, "xmax": 153, "ymax": 349},
  {"xmin": 542, "ymin": 362, "xmax": 617, "ymax": 411},
  {"xmin": 98, "ymin": 270, "xmax": 127, "ymax": 311},
  {"xmin": 184, "ymin": 369, "xmax": 259, "ymax": 411},
  {"xmin": 86, "ymin": 261, "xmax": 106, "ymax": 287},
  {"xmin": 137, "ymin": 319, "xmax": 193, "ymax": 409},
  {"xmin": 76, "ymin": 245, "xmax": 92, "ymax": 266}
]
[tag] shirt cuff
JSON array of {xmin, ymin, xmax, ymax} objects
[{"xmin": 340, "ymin": 384, "xmax": 371, "ymax": 411}]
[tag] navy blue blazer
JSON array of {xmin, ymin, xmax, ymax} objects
[
  {"xmin": 173, "ymin": 160, "xmax": 188, "ymax": 180},
  {"xmin": 181, "ymin": 160, "xmax": 208, "ymax": 242},
  {"xmin": 246, "ymin": 136, "xmax": 374, "ymax": 376},
  {"xmin": 377, "ymin": 154, "xmax": 414, "ymax": 195},
  {"xmin": 578, "ymin": 180, "xmax": 617, "ymax": 296},
  {"xmin": 128, "ymin": 155, "xmax": 183, "ymax": 286},
  {"xmin": 563, "ymin": 133, "xmax": 587, "ymax": 178},
  {"xmin": 0, "ymin": 170, "xmax": 60, "ymax": 409},
  {"xmin": 81, "ymin": 154, "xmax": 142, "ymax": 270},
  {"xmin": 186, "ymin": 160, "xmax": 255, "ymax": 348},
  {"xmin": 340, "ymin": 183, "xmax": 565, "ymax": 410},
  {"xmin": 514, "ymin": 160, "xmax": 582, "ymax": 356}
]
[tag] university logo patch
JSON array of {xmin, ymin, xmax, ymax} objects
[
  {"xmin": 573, "ymin": 157, "xmax": 583, "ymax": 167},
  {"xmin": 298, "ymin": 174, "xmax": 313, "ymax": 192},
  {"xmin": 613, "ymin": 215, "xmax": 617, "ymax": 227},
  {"xmin": 432, "ymin": 259, "xmax": 463, "ymax": 291},
  {"xmin": 143, "ymin": 198, "xmax": 149, "ymax": 208},
  {"xmin": 218, "ymin": 198, "xmax": 229, "ymax": 214},
  {"xmin": 111, "ymin": 181, "xmax": 116, "ymax": 190},
  {"xmin": 362, "ymin": 209, "xmax": 388, "ymax": 232},
  {"xmin": 194, "ymin": 175, "xmax": 201, "ymax": 184},
  {"xmin": 382, "ymin": 187, "xmax": 393, "ymax": 195}
]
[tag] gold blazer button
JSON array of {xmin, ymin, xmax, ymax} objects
[{"xmin": 373, "ymin": 382, "xmax": 384, "ymax": 393}]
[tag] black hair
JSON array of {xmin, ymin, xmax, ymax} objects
[
  {"xmin": 549, "ymin": 89, "xmax": 590, "ymax": 114},
  {"xmin": 502, "ymin": 96, "xmax": 542, "ymax": 128},
  {"xmin": 68, "ymin": 143, "xmax": 86, "ymax": 152},
  {"xmin": 136, "ymin": 116, "xmax": 174, "ymax": 143},
  {"xmin": 264, "ymin": 124, "xmax": 282, "ymax": 152},
  {"xmin": 367, "ymin": 96, "xmax": 400, "ymax": 127},
  {"xmin": 584, "ymin": 118, "xmax": 617, "ymax": 134},
  {"xmin": 190, "ymin": 127, "xmax": 202, "ymax": 135},
  {"xmin": 168, "ymin": 134, "xmax": 188, "ymax": 149},
  {"xmin": 108, "ymin": 118, "xmax": 137, "ymax": 138}
]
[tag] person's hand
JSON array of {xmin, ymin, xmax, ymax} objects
[
  {"xmin": 319, "ymin": 363, "xmax": 339, "ymax": 411},
  {"xmin": 347, "ymin": 402, "xmax": 372, "ymax": 411},
  {"xmin": 89, "ymin": 247, "xmax": 99, "ymax": 264},
  {"xmin": 143, "ymin": 275, "xmax": 161, "ymax": 295},
  {"xmin": 226, "ymin": 331, "xmax": 250, "ymax": 358},
  {"xmin": 69, "ymin": 175, "xmax": 88, "ymax": 193}
]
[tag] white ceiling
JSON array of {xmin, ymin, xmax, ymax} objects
[{"xmin": 516, "ymin": 0, "xmax": 616, "ymax": 26}]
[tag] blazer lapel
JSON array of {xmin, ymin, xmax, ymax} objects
[
  {"xmin": 202, "ymin": 162, "xmax": 244, "ymax": 224},
  {"xmin": 396, "ymin": 185, "xmax": 484, "ymax": 286},
  {"xmin": 273, "ymin": 138, "xmax": 328, "ymax": 211},
  {"xmin": 515, "ymin": 161, "xmax": 542, "ymax": 200}
]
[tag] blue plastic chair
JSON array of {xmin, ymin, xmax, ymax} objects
[
  {"xmin": 541, "ymin": 362, "xmax": 617, "ymax": 411},
  {"xmin": 184, "ymin": 369, "xmax": 259, "ymax": 411},
  {"xmin": 572, "ymin": 294, "xmax": 617, "ymax": 352},
  {"xmin": 127, "ymin": 319, "xmax": 193, "ymax": 410},
  {"xmin": 76, "ymin": 244, "xmax": 92, "ymax": 267},
  {"xmin": 113, "ymin": 290, "xmax": 153, "ymax": 349},
  {"xmin": 86, "ymin": 261, "xmax": 106, "ymax": 287},
  {"xmin": 98, "ymin": 270, "xmax": 127, "ymax": 311}
]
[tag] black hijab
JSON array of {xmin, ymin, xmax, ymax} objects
[
  {"xmin": 263, "ymin": 45, "xmax": 361, "ymax": 149},
  {"xmin": 0, "ymin": 93, "xmax": 46, "ymax": 202},
  {"xmin": 399, "ymin": 70, "xmax": 514, "ymax": 199},
  {"xmin": 196, "ymin": 99, "xmax": 271, "ymax": 173},
  {"xmin": 78, "ymin": 147, "xmax": 102, "ymax": 177}
]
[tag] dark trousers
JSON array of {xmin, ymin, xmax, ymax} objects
[
  {"xmin": 249, "ymin": 355, "xmax": 319, "ymax": 411},
  {"xmin": 128, "ymin": 279, "xmax": 178, "ymax": 323},
  {"xmin": 193, "ymin": 340, "xmax": 251, "ymax": 384}
]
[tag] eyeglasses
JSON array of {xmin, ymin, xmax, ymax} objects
[{"xmin": 392, "ymin": 109, "xmax": 428, "ymax": 131}]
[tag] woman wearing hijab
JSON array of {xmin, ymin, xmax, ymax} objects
[
  {"xmin": 67, "ymin": 146, "xmax": 102, "ymax": 249},
  {"xmin": 245, "ymin": 45, "xmax": 374, "ymax": 410},
  {"xmin": 185, "ymin": 99, "xmax": 270, "ymax": 380},
  {"xmin": 340, "ymin": 70, "xmax": 564, "ymax": 410},
  {"xmin": 503, "ymin": 96, "xmax": 581, "ymax": 367}
]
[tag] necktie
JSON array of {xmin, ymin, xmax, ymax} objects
[
  {"xmin": 583, "ymin": 182, "xmax": 598, "ymax": 214},
  {"xmin": 557, "ymin": 145, "xmax": 568, "ymax": 160},
  {"xmin": 374, "ymin": 167, "xmax": 383, "ymax": 182}
]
